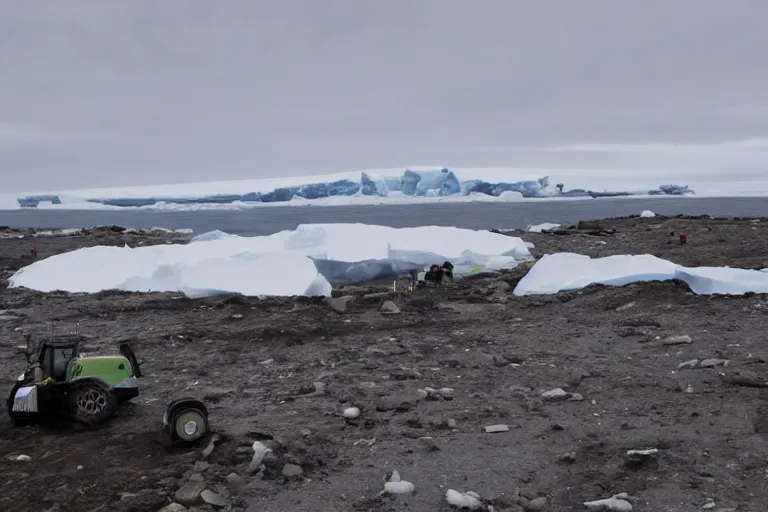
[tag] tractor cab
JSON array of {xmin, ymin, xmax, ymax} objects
[{"xmin": 30, "ymin": 339, "xmax": 79, "ymax": 383}]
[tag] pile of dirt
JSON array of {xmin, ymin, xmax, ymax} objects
[{"xmin": 1, "ymin": 217, "xmax": 767, "ymax": 512}]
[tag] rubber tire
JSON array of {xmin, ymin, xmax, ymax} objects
[
  {"xmin": 173, "ymin": 409, "xmax": 207, "ymax": 442},
  {"xmin": 68, "ymin": 380, "xmax": 117, "ymax": 426}
]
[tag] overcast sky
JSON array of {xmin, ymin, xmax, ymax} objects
[{"xmin": 2, "ymin": 0, "xmax": 768, "ymax": 192}]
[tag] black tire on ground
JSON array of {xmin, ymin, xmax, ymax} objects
[
  {"xmin": 172, "ymin": 408, "xmax": 208, "ymax": 442},
  {"xmin": 68, "ymin": 379, "xmax": 117, "ymax": 425}
]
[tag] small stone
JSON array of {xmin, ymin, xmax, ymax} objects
[
  {"xmin": 484, "ymin": 424, "xmax": 509, "ymax": 433},
  {"xmin": 231, "ymin": 314, "xmax": 243, "ymax": 319},
  {"xmin": 584, "ymin": 492, "xmax": 632, "ymax": 511},
  {"xmin": 158, "ymin": 503, "xmax": 188, "ymax": 512},
  {"xmin": 247, "ymin": 441, "xmax": 272, "ymax": 475},
  {"xmin": 624, "ymin": 448, "xmax": 659, "ymax": 470},
  {"xmin": 200, "ymin": 489, "xmax": 228, "ymax": 508},
  {"xmin": 663, "ymin": 335, "xmax": 692, "ymax": 345},
  {"xmin": 447, "ymin": 418, "xmax": 458, "ymax": 428},
  {"xmin": 226, "ymin": 472, "xmax": 245, "ymax": 492},
  {"xmin": 523, "ymin": 496, "xmax": 548, "ymax": 511},
  {"xmin": 557, "ymin": 451, "xmax": 576, "ymax": 464},
  {"xmin": 568, "ymin": 393, "xmax": 584, "ymax": 401},
  {"xmin": 282, "ymin": 463, "xmax": 303, "ymax": 478},
  {"xmin": 678, "ymin": 359, "xmax": 699, "ymax": 369},
  {"xmin": 418, "ymin": 437, "xmax": 441, "ymax": 452},
  {"xmin": 701, "ymin": 501, "xmax": 716, "ymax": 510},
  {"xmin": 201, "ymin": 434, "xmax": 221, "ymax": 459},
  {"xmin": 699, "ymin": 358, "xmax": 728, "ymax": 368},
  {"xmin": 491, "ymin": 280, "xmax": 511, "ymax": 291},
  {"xmin": 174, "ymin": 474, "xmax": 206, "ymax": 507},
  {"xmin": 541, "ymin": 388, "xmax": 569, "ymax": 400},
  {"xmin": 343, "ymin": 407, "xmax": 361, "ymax": 419},
  {"xmin": 327, "ymin": 295, "xmax": 354, "ymax": 313},
  {"xmin": 380, "ymin": 300, "xmax": 401, "ymax": 314}
]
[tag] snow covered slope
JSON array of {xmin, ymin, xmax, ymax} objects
[{"xmin": 8, "ymin": 167, "xmax": 694, "ymax": 210}]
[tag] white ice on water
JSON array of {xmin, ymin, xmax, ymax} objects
[
  {"xmin": 639, "ymin": 210, "xmax": 656, "ymax": 218},
  {"xmin": 8, "ymin": 224, "xmax": 532, "ymax": 297},
  {"xmin": 514, "ymin": 253, "xmax": 768, "ymax": 295}
]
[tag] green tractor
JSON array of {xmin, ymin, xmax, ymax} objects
[{"xmin": 6, "ymin": 326, "xmax": 142, "ymax": 426}]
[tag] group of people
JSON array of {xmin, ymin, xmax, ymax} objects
[{"xmin": 406, "ymin": 261, "xmax": 454, "ymax": 290}]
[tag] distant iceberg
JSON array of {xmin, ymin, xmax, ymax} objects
[{"xmin": 13, "ymin": 167, "xmax": 694, "ymax": 209}]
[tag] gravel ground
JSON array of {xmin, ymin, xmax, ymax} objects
[{"xmin": 1, "ymin": 217, "xmax": 768, "ymax": 512}]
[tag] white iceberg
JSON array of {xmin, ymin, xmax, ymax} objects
[
  {"xmin": 514, "ymin": 253, "xmax": 768, "ymax": 295},
  {"xmin": 8, "ymin": 224, "xmax": 531, "ymax": 297}
]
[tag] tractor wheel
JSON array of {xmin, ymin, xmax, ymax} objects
[
  {"xmin": 172, "ymin": 408, "xmax": 208, "ymax": 442},
  {"xmin": 68, "ymin": 380, "xmax": 117, "ymax": 426}
]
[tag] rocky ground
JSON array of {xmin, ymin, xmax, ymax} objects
[{"xmin": 1, "ymin": 216, "xmax": 768, "ymax": 512}]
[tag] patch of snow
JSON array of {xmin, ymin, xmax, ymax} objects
[
  {"xmin": 639, "ymin": 210, "xmax": 656, "ymax": 218},
  {"xmin": 514, "ymin": 253, "xmax": 768, "ymax": 295},
  {"xmin": 8, "ymin": 224, "xmax": 531, "ymax": 297},
  {"xmin": 527, "ymin": 222, "xmax": 561, "ymax": 232},
  {"xmin": 382, "ymin": 470, "xmax": 415, "ymax": 495},
  {"xmin": 445, "ymin": 489, "xmax": 484, "ymax": 509}
]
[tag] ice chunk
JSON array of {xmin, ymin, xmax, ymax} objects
[
  {"xmin": 527, "ymin": 222, "xmax": 560, "ymax": 232},
  {"xmin": 514, "ymin": 252, "xmax": 768, "ymax": 295},
  {"xmin": 639, "ymin": 210, "xmax": 656, "ymax": 218},
  {"xmin": 445, "ymin": 489, "xmax": 483, "ymax": 509},
  {"xmin": 8, "ymin": 224, "xmax": 533, "ymax": 296}
]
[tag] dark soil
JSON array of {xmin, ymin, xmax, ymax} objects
[{"xmin": 1, "ymin": 216, "xmax": 768, "ymax": 512}]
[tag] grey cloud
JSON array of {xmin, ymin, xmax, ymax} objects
[{"xmin": 1, "ymin": 0, "xmax": 767, "ymax": 192}]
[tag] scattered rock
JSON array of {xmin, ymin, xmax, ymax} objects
[
  {"xmin": 416, "ymin": 387, "xmax": 454, "ymax": 400},
  {"xmin": 584, "ymin": 492, "xmax": 632, "ymax": 511},
  {"xmin": 663, "ymin": 335, "xmax": 692, "ymax": 345},
  {"xmin": 327, "ymin": 295, "xmax": 354, "ymax": 313},
  {"xmin": 225, "ymin": 472, "xmax": 245, "ymax": 493},
  {"xmin": 247, "ymin": 441, "xmax": 273, "ymax": 475},
  {"xmin": 376, "ymin": 396, "xmax": 415, "ymax": 412},
  {"xmin": 158, "ymin": 503, "xmax": 188, "ymax": 512},
  {"xmin": 380, "ymin": 300, "xmax": 401, "ymax": 314},
  {"xmin": 282, "ymin": 463, "xmax": 303, "ymax": 478},
  {"xmin": 201, "ymin": 434, "xmax": 221, "ymax": 459},
  {"xmin": 541, "ymin": 388, "xmax": 569, "ymax": 400},
  {"xmin": 699, "ymin": 358, "xmax": 729, "ymax": 368},
  {"xmin": 484, "ymin": 424, "xmax": 510, "ymax": 433},
  {"xmin": 343, "ymin": 407, "xmax": 361, "ymax": 419},
  {"xmin": 523, "ymin": 496, "xmax": 548, "ymax": 511},
  {"xmin": 174, "ymin": 474, "xmax": 207, "ymax": 507},
  {"xmin": 200, "ymin": 489, "xmax": 228, "ymax": 508},
  {"xmin": 541, "ymin": 387, "xmax": 582, "ymax": 401},
  {"xmin": 491, "ymin": 280, "xmax": 511, "ymax": 291},
  {"xmin": 624, "ymin": 448, "xmax": 660, "ymax": 470},
  {"xmin": 557, "ymin": 451, "xmax": 576, "ymax": 464},
  {"xmin": 678, "ymin": 359, "xmax": 699, "ymax": 369}
]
